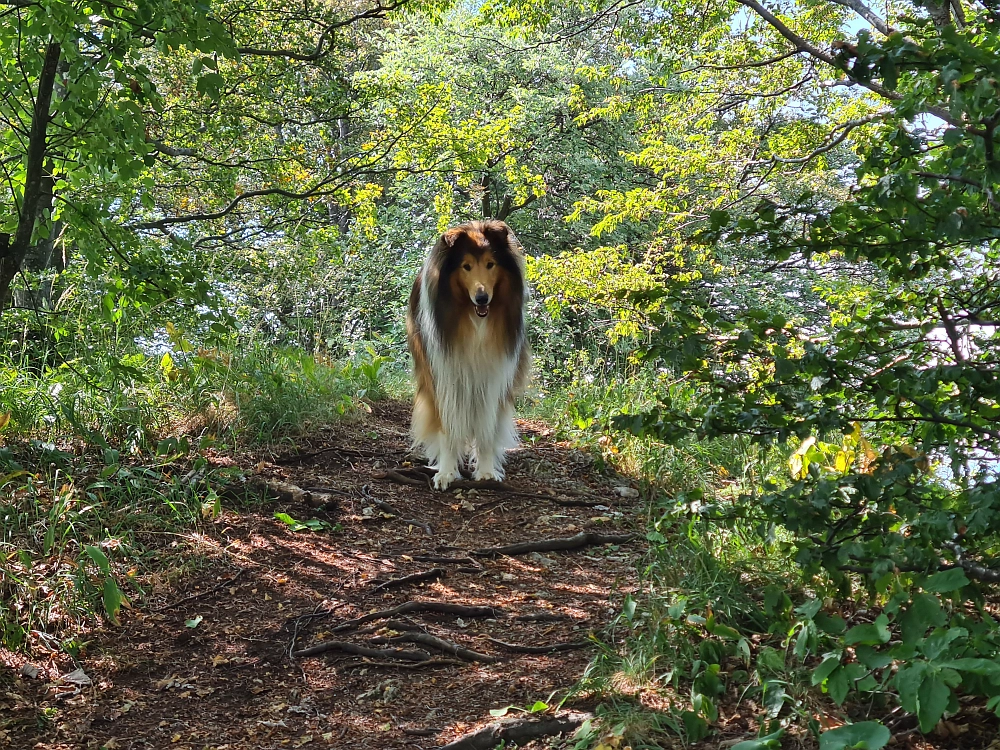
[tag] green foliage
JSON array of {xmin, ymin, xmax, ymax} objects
[{"xmin": 819, "ymin": 722, "xmax": 890, "ymax": 750}]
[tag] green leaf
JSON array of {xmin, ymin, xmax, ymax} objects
[
  {"xmin": 936, "ymin": 658, "xmax": 1000, "ymax": 678},
  {"xmin": 923, "ymin": 568, "xmax": 970, "ymax": 593},
  {"xmin": 812, "ymin": 652, "xmax": 843, "ymax": 685},
  {"xmin": 916, "ymin": 673, "xmax": 951, "ymax": 733},
  {"xmin": 898, "ymin": 593, "xmax": 946, "ymax": 643},
  {"xmin": 827, "ymin": 665, "xmax": 850, "ymax": 705},
  {"xmin": 844, "ymin": 614, "xmax": 890, "ymax": 646},
  {"xmin": 489, "ymin": 707, "xmax": 510, "ymax": 717},
  {"xmin": 102, "ymin": 577, "xmax": 124, "ymax": 624},
  {"xmin": 195, "ymin": 72, "xmax": 225, "ymax": 100},
  {"xmin": 185, "ymin": 615, "xmax": 203, "ymax": 628},
  {"xmin": 732, "ymin": 729, "xmax": 784, "ymax": 750},
  {"xmin": 85, "ymin": 545, "xmax": 111, "ymax": 575},
  {"xmin": 819, "ymin": 721, "xmax": 890, "ymax": 750}
]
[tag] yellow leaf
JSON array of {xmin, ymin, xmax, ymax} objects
[{"xmin": 0, "ymin": 412, "xmax": 10, "ymax": 431}]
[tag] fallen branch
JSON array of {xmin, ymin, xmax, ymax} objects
[
  {"xmin": 291, "ymin": 640, "xmax": 431, "ymax": 661},
  {"xmin": 372, "ymin": 568, "xmax": 446, "ymax": 593},
  {"xmin": 252, "ymin": 479, "xmax": 339, "ymax": 509},
  {"xmin": 373, "ymin": 633, "xmax": 499, "ymax": 663},
  {"xmin": 473, "ymin": 532, "xmax": 638, "ymax": 558},
  {"xmin": 486, "ymin": 637, "xmax": 593, "ymax": 653},
  {"xmin": 332, "ymin": 601, "xmax": 503, "ymax": 632},
  {"xmin": 439, "ymin": 711, "xmax": 593, "ymax": 750}
]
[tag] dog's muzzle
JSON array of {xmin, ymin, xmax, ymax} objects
[{"xmin": 474, "ymin": 292, "xmax": 490, "ymax": 317}]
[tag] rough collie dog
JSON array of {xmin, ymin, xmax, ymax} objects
[{"xmin": 406, "ymin": 219, "xmax": 530, "ymax": 490}]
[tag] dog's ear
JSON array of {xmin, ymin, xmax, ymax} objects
[
  {"xmin": 425, "ymin": 227, "xmax": 465, "ymax": 296},
  {"xmin": 481, "ymin": 220, "xmax": 523, "ymax": 256}
]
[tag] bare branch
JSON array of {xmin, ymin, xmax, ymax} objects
[
  {"xmin": 747, "ymin": 112, "xmax": 889, "ymax": 168},
  {"xmin": 733, "ymin": 0, "xmax": 974, "ymax": 133},
  {"xmin": 826, "ymin": 0, "xmax": 895, "ymax": 35}
]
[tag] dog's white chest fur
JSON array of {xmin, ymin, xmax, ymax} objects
[{"xmin": 415, "ymin": 280, "xmax": 521, "ymax": 488}]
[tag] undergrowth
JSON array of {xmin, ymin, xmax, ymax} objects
[
  {"xmin": 0, "ymin": 336, "xmax": 393, "ymax": 654},
  {"xmin": 537, "ymin": 366, "xmax": 1000, "ymax": 750},
  {"xmin": 530, "ymin": 371, "xmax": 824, "ymax": 747}
]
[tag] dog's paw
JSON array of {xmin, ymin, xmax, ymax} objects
[
  {"xmin": 473, "ymin": 465, "xmax": 504, "ymax": 482},
  {"xmin": 433, "ymin": 469, "xmax": 459, "ymax": 490}
]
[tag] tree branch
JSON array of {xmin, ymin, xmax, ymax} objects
[
  {"xmin": 733, "ymin": 0, "xmax": 971, "ymax": 133},
  {"xmin": 236, "ymin": 1, "xmax": 410, "ymax": 61},
  {"xmin": 825, "ymin": 0, "xmax": 895, "ymax": 36}
]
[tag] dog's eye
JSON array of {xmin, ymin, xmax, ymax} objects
[
  {"xmin": 463, "ymin": 263, "xmax": 472, "ymax": 271},
  {"xmin": 486, "ymin": 262, "xmax": 495, "ymax": 269}
]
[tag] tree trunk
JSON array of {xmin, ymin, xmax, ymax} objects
[{"xmin": 0, "ymin": 41, "xmax": 61, "ymax": 313}]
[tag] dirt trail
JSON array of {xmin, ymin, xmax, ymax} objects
[{"xmin": 3, "ymin": 402, "xmax": 642, "ymax": 749}]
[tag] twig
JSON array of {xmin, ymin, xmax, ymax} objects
[
  {"xmin": 486, "ymin": 638, "xmax": 593, "ymax": 653},
  {"xmin": 288, "ymin": 602, "xmax": 350, "ymax": 659},
  {"xmin": 372, "ymin": 568, "xmax": 446, "ymax": 592},
  {"xmin": 473, "ymin": 532, "xmax": 638, "ymax": 558},
  {"xmin": 331, "ymin": 601, "xmax": 503, "ymax": 632},
  {"xmin": 157, "ymin": 569, "xmax": 246, "ymax": 612},
  {"xmin": 372, "ymin": 632, "xmax": 499, "ymax": 663},
  {"xmin": 291, "ymin": 640, "xmax": 432, "ymax": 661}
]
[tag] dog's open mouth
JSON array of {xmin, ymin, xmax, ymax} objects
[{"xmin": 475, "ymin": 304, "xmax": 489, "ymax": 318}]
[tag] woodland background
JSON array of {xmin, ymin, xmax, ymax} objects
[{"xmin": 2, "ymin": 0, "xmax": 1000, "ymax": 747}]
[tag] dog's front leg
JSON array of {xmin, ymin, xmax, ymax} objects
[
  {"xmin": 473, "ymin": 402, "xmax": 517, "ymax": 481},
  {"xmin": 433, "ymin": 436, "xmax": 462, "ymax": 490}
]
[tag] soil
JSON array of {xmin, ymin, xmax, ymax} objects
[{"xmin": 0, "ymin": 401, "xmax": 642, "ymax": 750}]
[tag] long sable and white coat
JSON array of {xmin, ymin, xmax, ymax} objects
[{"xmin": 406, "ymin": 220, "xmax": 530, "ymax": 490}]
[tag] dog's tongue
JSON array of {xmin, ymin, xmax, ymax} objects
[{"xmin": 475, "ymin": 304, "xmax": 489, "ymax": 317}]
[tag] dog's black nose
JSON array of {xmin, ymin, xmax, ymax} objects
[{"xmin": 475, "ymin": 291, "xmax": 489, "ymax": 306}]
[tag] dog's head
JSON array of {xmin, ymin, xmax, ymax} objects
[{"xmin": 431, "ymin": 220, "xmax": 523, "ymax": 319}]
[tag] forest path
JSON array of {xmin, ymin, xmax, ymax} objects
[{"xmin": 11, "ymin": 401, "xmax": 643, "ymax": 750}]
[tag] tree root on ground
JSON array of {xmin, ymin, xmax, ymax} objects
[
  {"xmin": 473, "ymin": 531, "xmax": 637, "ymax": 558},
  {"xmin": 342, "ymin": 658, "xmax": 465, "ymax": 670},
  {"xmin": 291, "ymin": 640, "xmax": 431, "ymax": 661},
  {"xmin": 439, "ymin": 711, "xmax": 593, "ymax": 750},
  {"xmin": 372, "ymin": 568, "xmax": 446, "ymax": 592},
  {"xmin": 486, "ymin": 637, "xmax": 593, "ymax": 653},
  {"xmin": 331, "ymin": 601, "xmax": 503, "ymax": 633},
  {"xmin": 372, "ymin": 632, "xmax": 498, "ymax": 663}
]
